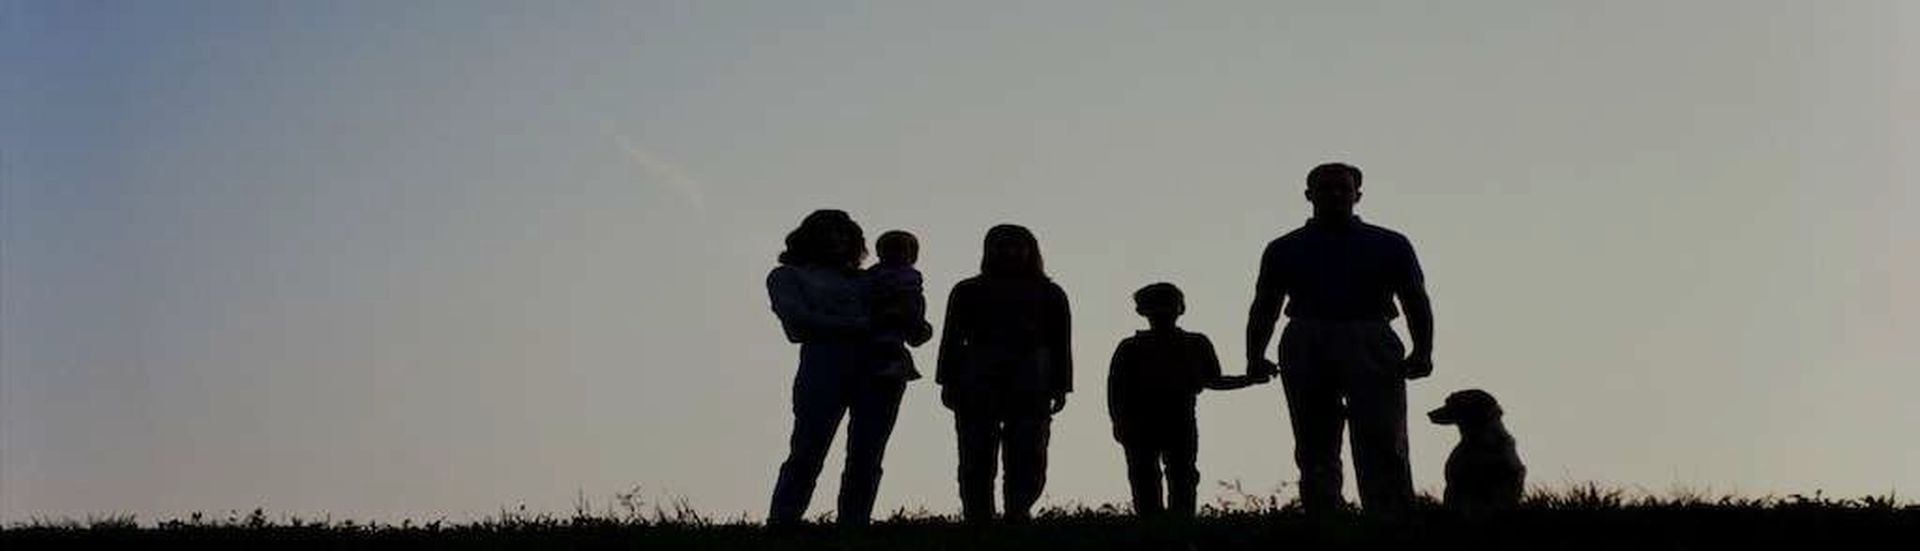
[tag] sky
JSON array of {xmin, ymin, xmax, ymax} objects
[{"xmin": 2, "ymin": 0, "xmax": 1914, "ymax": 522}]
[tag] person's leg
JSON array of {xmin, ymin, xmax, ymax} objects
[
  {"xmin": 1164, "ymin": 417, "xmax": 1201, "ymax": 519},
  {"xmin": 838, "ymin": 377, "xmax": 906, "ymax": 527},
  {"xmin": 1344, "ymin": 323, "xmax": 1413, "ymax": 517},
  {"xmin": 769, "ymin": 351, "xmax": 849, "ymax": 525},
  {"xmin": 1000, "ymin": 413, "xmax": 1052, "ymax": 522},
  {"xmin": 1279, "ymin": 320, "xmax": 1347, "ymax": 515},
  {"xmin": 1121, "ymin": 439, "xmax": 1165, "ymax": 516},
  {"xmin": 1346, "ymin": 375, "xmax": 1410, "ymax": 516},
  {"xmin": 954, "ymin": 408, "xmax": 1000, "ymax": 523}
]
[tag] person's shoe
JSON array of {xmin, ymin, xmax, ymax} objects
[
  {"xmin": 764, "ymin": 517, "xmax": 805, "ymax": 537},
  {"xmin": 960, "ymin": 509, "xmax": 994, "ymax": 527}
]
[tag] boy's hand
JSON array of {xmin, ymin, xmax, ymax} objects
[
  {"xmin": 1247, "ymin": 357, "xmax": 1279, "ymax": 380},
  {"xmin": 1222, "ymin": 375, "xmax": 1251, "ymax": 390},
  {"xmin": 1205, "ymin": 374, "xmax": 1266, "ymax": 391}
]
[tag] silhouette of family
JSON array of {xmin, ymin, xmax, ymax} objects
[{"xmin": 763, "ymin": 163, "xmax": 1521, "ymax": 528}]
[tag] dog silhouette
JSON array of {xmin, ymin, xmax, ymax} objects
[{"xmin": 1428, "ymin": 389, "xmax": 1525, "ymax": 514}]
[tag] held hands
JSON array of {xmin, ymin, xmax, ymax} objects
[
  {"xmin": 1049, "ymin": 394, "xmax": 1068, "ymax": 414},
  {"xmin": 1196, "ymin": 358, "xmax": 1275, "ymax": 391},
  {"xmin": 1247, "ymin": 357, "xmax": 1279, "ymax": 383},
  {"xmin": 1240, "ymin": 353, "xmax": 1433, "ymax": 381},
  {"xmin": 1207, "ymin": 374, "xmax": 1269, "ymax": 391}
]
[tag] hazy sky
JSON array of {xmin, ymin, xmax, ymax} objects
[{"xmin": 3, "ymin": 1, "xmax": 1914, "ymax": 522}]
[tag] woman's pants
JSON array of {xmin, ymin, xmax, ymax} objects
[
  {"xmin": 953, "ymin": 398, "xmax": 1053, "ymax": 522},
  {"xmin": 768, "ymin": 343, "xmax": 906, "ymax": 526}
]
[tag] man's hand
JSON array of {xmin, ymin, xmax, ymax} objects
[
  {"xmin": 906, "ymin": 320, "xmax": 934, "ymax": 347},
  {"xmin": 1402, "ymin": 351, "xmax": 1434, "ymax": 380},
  {"xmin": 1049, "ymin": 395, "xmax": 1068, "ymax": 414},
  {"xmin": 1247, "ymin": 357, "xmax": 1279, "ymax": 380}
]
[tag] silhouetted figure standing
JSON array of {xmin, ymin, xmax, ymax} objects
[
  {"xmin": 867, "ymin": 230, "xmax": 933, "ymax": 381},
  {"xmin": 937, "ymin": 224, "xmax": 1072, "ymax": 523},
  {"xmin": 765, "ymin": 209, "xmax": 904, "ymax": 527},
  {"xmin": 1108, "ymin": 283, "xmax": 1265, "ymax": 520},
  {"xmin": 1245, "ymin": 163, "xmax": 1435, "ymax": 518}
]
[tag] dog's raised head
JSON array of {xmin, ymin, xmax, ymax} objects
[{"xmin": 1429, "ymin": 389, "xmax": 1503, "ymax": 426}]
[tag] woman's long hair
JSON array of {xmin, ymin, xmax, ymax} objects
[
  {"xmin": 980, "ymin": 224, "xmax": 1046, "ymax": 279},
  {"xmin": 778, "ymin": 209, "xmax": 867, "ymax": 271}
]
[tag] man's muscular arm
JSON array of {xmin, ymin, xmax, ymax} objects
[
  {"xmin": 1400, "ymin": 283, "xmax": 1434, "ymax": 379},
  {"xmin": 1245, "ymin": 243, "xmax": 1284, "ymax": 378},
  {"xmin": 1395, "ymin": 234, "xmax": 1433, "ymax": 380}
]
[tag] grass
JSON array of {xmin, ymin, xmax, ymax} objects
[{"xmin": 4, "ymin": 485, "xmax": 1916, "ymax": 549}]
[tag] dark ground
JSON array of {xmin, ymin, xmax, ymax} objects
[{"xmin": 6, "ymin": 489, "xmax": 1916, "ymax": 550}]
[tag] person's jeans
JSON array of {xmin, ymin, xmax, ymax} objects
[
  {"xmin": 1276, "ymin": 319, "xmax": 1413, "ymax": 516},
  {"xmin": 954, "ymin": 401, "xmax": 1052, "ymax": 522},
  {"xmin": 768, "ymin": 342, "xmax": 906, "ymax": 526}
]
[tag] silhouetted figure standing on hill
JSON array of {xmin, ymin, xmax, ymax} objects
[
  {"xmin": 937, "ymin": 224, "xmax": 1073, "ymax": 523},
  {"xmin": 1108, "ymin": 282, "xmax": 1266, "ymax": 520},
  {"xmin": 765, "ymin": 209, "xmax": 905, "ymax": 528},
  {"xmin": 1244, "ymin": 163, "xmax": 1436, "ymax": 518}
]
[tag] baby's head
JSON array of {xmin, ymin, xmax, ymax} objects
[
  {"xmin": 876, "ymin": 230, "xmax": 919, "ymax": 266},
  {"xmin": 1132, "ymin": 282, "xmax": 1186, "ymax": 322}
]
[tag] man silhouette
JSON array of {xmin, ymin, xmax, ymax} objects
[{"xmin": 1245, "ymin": 162, "xmax": 1435, "ymax": 518}]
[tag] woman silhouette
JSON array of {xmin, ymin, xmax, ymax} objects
[
  {"xmin": 764, "ymin": 209, "xmax": 902, "ymax": 527},
  {"xmin": 936, "ymin": 224, "xmax": 1073, "ymax": 523}
]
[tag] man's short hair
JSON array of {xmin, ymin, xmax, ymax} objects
[{"xmin": 1308, "ymin": 162, "xmax": 1363, "ymax": 189}]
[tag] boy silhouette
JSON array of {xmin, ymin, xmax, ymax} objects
[{"xmin": 1108, "ymin": 282, "xmax": 1267, "ymax": 519}]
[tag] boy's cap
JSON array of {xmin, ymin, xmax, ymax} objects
[
  {"xmin": 877, "ymin": 230, "xmax": 917, "ymax": 244},
  {"xmin": 1133, "ymin": 282, "xmax": 1184, "ymax": 310}
]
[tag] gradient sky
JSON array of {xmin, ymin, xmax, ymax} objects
[{"xmin": 3, "ymin": 0, "xmax": 1914, "ymax": 522}]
